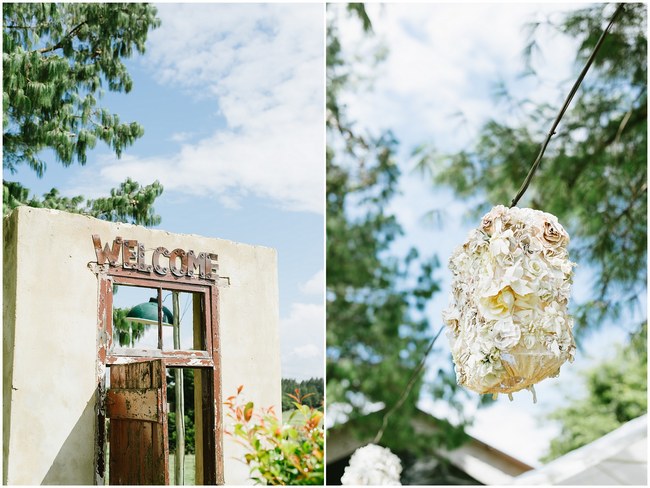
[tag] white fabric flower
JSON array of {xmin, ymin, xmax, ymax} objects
[
  {"xmin": 444, "ymin": 205, "xmax": 576, "ymax": 399},
  {"xmin": 341, "ymin": 444, "xmax": 402, "ymax": 485},
  {"xmin": 489, "ymin": 229, "xmax": 514, "ymax": 257},
  {"xmin": 493, "ymin": 319, "xmax": 521, "ymax": 350}
]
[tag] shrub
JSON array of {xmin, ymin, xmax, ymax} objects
[{"xmin": 225, "ymin": 386, "xmax": 324, "ymax": 485}]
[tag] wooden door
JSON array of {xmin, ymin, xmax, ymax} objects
[{"xmin": 107, "ymin": 360, "xmax": 169, "ymax": 485}]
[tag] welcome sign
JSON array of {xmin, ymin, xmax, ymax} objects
[{"xmin": 92, "ymin": 235, "xmax": 219, "ymax": 280}]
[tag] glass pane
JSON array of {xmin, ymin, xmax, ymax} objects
[
  {"xmin": 161, "ymin": 290, "xmax": 206, "ymax": 352},
  {"xmin": 112, "ymin": 284, "xmax": 162, "ymax": 350}
]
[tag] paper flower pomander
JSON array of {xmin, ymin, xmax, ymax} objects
[
  {"xmin": 340, "ymin": 444, "xmax": 402, "ymax": 485},
  {"xmin": 443, "ymin": 205, "xmax": 576, "ymax": 400}
]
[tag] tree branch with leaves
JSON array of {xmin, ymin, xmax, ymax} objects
[
  {"xmin": 414, "ymin": 4, "xmax": 647, "ymax": 337},
  {"xmin": 3, "ymin": 3, "xmax": 164, "ymax": 227}
]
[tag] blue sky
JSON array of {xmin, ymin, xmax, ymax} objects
[
  {"xmin": 7, "ymin": 3, "xmax": 325, "ymax": 381},
  {"xmin": 333, "ymin": 2, "xmax": 646, "ymax": 466}
]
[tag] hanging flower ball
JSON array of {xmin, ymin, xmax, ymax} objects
[
  {"xmin": 443, "ymin": 205, "xmax": 576, "ymax": 401},
  {"xmin": 341, "ymin": 444, "xmax": 402, "ymax": 485}
]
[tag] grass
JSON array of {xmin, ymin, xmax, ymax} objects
[
  {"xmin": 168, "ymin": 453, "xmax": 196, "ymax": 485},
  {"xmin": 105, "ymin": 447, "xmax": 196, "ymax": 485}
]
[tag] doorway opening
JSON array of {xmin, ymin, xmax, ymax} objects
[
  {"xmin": 167, "ymin": 367, "xmax": 197, "ymax": 486},
  {"xmin": 95, "ymin": 270, "xmax": 223, "ymax": 485}
]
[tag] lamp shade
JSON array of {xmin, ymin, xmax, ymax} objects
[{"xmin": 126, "ymin": 297, "xmax": 173, "ymax": 326}]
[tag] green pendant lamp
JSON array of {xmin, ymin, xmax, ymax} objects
[{"xmin": 126, "ymin": 297, "xmax": 174, "ymax": 326}]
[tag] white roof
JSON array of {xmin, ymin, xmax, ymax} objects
[{"xmin": 512, "ymin": 414, "xmax": 647, "ymax": 485}]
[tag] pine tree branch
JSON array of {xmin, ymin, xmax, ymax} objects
[
  {"xmin": 510, "ymin": 3, "xmax": 625, "ymax": 208},
  {"xmin": 563, "ymin": 103, "xmax": 646, "ymax": 189},
  {"xmin": 37, "ymin": 20, "xmax": 87, "ymax": 55}
]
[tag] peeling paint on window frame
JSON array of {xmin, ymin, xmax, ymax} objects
[{"xmin": 93, "ymin": 264, "xmax": 225, "ymax": 485}]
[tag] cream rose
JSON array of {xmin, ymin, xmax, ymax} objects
[
  {"xmin": 442, "ymin": 307, "xmax": 461, "ymax": 334},
  {"xmin": 479, "ymin": 286, "xmax": 516, "ymax": 320},
  {"xmin": 542, "ymin": 219, "xmax": 568, "ymax": 247}
]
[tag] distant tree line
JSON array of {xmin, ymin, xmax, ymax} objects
[{"xmin": 282, "ymin": 378, "xmax": 323, "ymax": 411}]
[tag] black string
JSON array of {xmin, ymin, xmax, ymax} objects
[
  {"xmin": 372, "ymin": 326, "xmax": 445, "ymax": 445},
  {"xmin": 510, "ymin": 4, "xmax": 625, "ymax": 208},
  {"xmin": 368, "ymin": 2, "xmax": 626, "ymax": 451}
]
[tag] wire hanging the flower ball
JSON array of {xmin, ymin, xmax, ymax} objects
[
  {"xmin": 442, "ymin": 4, "xmax": 624, "ymax": 402},
  {"xmin": 337, "ymin": 5, "xmax": 626, "ymax": 486}
]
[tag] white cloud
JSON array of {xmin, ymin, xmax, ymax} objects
[
  {"xmin": 280, "ymin": 302, "xmax": 324, "ymax": 380},
  {"xmin": 170, "ymin": 132, "xmax": 194, "ymax": 143},
  {"xmin": 337, "ymin": 3, "xmax": 583, "ymax": 154},
  {"xmin": 79, "ymin": 4, "xmax": 324, "ymax": 214},
  {"xmin": 300, "ymin": 269, "xmax": 324, "ymax": 297},
  {"xmin": 293, "ymin": 344, "xmax": 320, "ymax": 359}
]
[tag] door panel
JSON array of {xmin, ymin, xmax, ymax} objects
[
  {"xmin": 107, "ymin": 388, "xmax": 162, "ymax": 422},
  {"xmin": 107, "ymin": 360, "xmax": 169, "ymax": 485}
]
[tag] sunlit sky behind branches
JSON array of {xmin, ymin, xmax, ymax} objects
[{"xmin": 334, "ymin": 1, "xmax": 646, "ymax": 466}]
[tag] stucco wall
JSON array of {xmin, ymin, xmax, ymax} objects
[{"xmin": 3, "ymin": 207, "xmax": 281, "ymax": 485}]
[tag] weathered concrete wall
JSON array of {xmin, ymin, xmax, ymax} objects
[
  {"xmin": 3, "ymin": 207, "xmax": 19, "ymax": 484},
  {"xmin": 2, "ymin": 207, "xmax": 281, "ymax": 484}
]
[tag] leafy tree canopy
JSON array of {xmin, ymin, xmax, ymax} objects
[
  {"xmin": 326, "ymin": 5, "xmax": 466, "ymax": 455},
  {"xmin": 3, "ymin": 3, "xmax": 163, "ymax": 228},
  {"xmin": 3, "ymin": 178, "xmax": 163, "ymax": 226},
  {"xmin": 3, "ymin": 3, "xmax": 160, "ymax": 176},
  {"xmin": 112, "ymin": 306, "xmax": 146, "ymax": 348},
  {"xmin": 414, "ymin": 4, "xmax": 647, "ymax": 336}
]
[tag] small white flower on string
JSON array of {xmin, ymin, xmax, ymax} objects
[
  {"xmin": 443, "ymin": 205, "xmax": 576, "ymax": 401},
  {"xmin": 341, "ymin": 444, "xmax": 403, "ymax": 485}
]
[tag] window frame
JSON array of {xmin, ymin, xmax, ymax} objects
[{"xmin": 95, "ymin": 266, "xmax": 224, "ymax": 485}]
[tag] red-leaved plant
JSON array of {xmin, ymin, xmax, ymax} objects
[{"xmin": 225, "ymin": 386, "xmax": 324, "ymax": 485}]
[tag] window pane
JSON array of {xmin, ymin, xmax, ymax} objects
[
  {"xmin": 112, "ymin": 284, "xmax": 163, "ymax": 350},
  {"xmin": 161, "ymin": 290, "xmax": 206, "ymax": 352}
]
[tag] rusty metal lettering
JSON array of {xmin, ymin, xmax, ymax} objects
[
  {"xmin": 122, "ymin": 240, "xmax": 138, "ymax": 270},
  {"xmin": 92, "ymin": 236, "xmax": 219, "ymax": 281},
  {"xmin": 152, "ymin": 247, "xmax": 170, "ymax": 276},
  {"xmin": 137, "ymin": 243, "xmax": 152, "ymax": 273},
  {"xmin": 186, "ymin": 251, "xmax": 206, "ymax": 278},
  {"xmin": 169, "ymin": 249, "xmax": 187, "ymax": 277},
  {"xmin": 205, "ymin": 253, "xmax": 219, "ymax": 279},
  {"xmin": 93, "ymin": 235, "xmax": 122, "ymax": 265}
]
